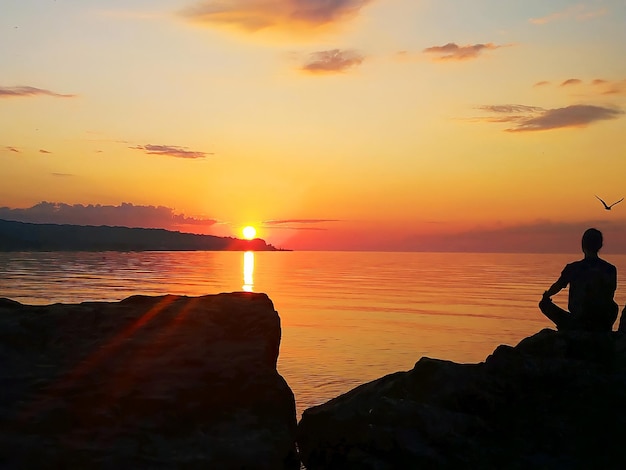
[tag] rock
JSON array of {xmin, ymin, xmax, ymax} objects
[
  {"xmin": 297, "ymin": 328, "xmax": 626, "ymax": 469},
  {"xmin": 0, "ymin": 293, "xmax": 298, "ymax": 469}
]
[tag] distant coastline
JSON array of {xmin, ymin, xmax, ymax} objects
[{"xmin": 0, "ymin": 219, "xmax": 286, "ymax": 252}]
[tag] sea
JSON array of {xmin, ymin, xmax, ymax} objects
[{"xmin": 2, "ymin": 250, "xmax": 626, "ymax": 418}]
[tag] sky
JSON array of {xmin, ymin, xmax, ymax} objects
[{"xmin": 1, "ymin": 0, "xmax": 625, "ymax": 252}]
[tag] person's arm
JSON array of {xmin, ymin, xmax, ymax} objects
[{"xmin": 543, "ymin": 275, "xmax": 568, "ymax": 300}]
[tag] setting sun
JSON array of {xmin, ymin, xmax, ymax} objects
[{"xmin": 242, "ymin": 226, "xmax": 257, "ymax": 240}]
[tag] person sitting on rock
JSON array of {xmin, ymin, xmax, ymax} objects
[{"xmin": 539, "ymin": 228, "xmax": 618, "ymax": 331}]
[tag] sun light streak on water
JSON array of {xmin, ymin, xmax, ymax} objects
[{"xmin": 242, "ymin": 251, "xmax": 254, "ymax": 292}]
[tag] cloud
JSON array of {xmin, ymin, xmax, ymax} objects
[
  {"xmin": 396, "ymin": 50, "xmax": 409, "ymax": 57},
  {"xmin": 39, "ymin": 149, "xmax": 52, "ymax": 154},
  {"xmin": 423, "ymin": 42, "xmax": 505, "ymax": 61},
  {"xmin": 478, "ymin": 104, "xmax": 544, "ymax": 114},
  {"xmin": 0, "ymin": 202, "xmax": 217, "ymax": 232},
  {"xmin": 476, "ymin": 104, "xmax": 623, "ymax": 132},
  {"xmin": 599, "ymin": 79, "xmax": 626, "ymax": 96},
  {"xmin": 301, "ymin": 49, "xmax": 364, "ymax": 74},
  {"xmin": 263, "ymin": 219, "xmax": 339, "ymax": 231},
  {"xmin": 51, "ymin": 173, "xmax": 74, "ymax": 177},
  {"xmin": 507, "ymin": 105, "xmax": 623, "ymax": 132},
  {"xmin": 530, "ymin": 5, "xmax": 607, "ymax": 25},
  {"xmin": 472, "ymin": 105, "xmax": 544, "ymax": 124},
  {"xmin": 5, "ymin": 146, "xmax": 20, "ymax": 153},
  {"xmin": 265, "ymin": 219, "xmax": 339, "ymax": 225},
  {"xmin": 532, "ymin": 78, "xmax": 626, "ymax": 96},
  {"xmin": 0, "ymin": 86, "xmax": 75, "ymax": 99},
  {"xmin": 180, "ymin": 0, "xmax": 371, "ymax": 35},
  {"xmin": 130, "ymin": 144, "xmax": 212, "ymax": 159},
  {"xmin": 560, "ymin": 78, "xmax": 582, "ymax": 87}
]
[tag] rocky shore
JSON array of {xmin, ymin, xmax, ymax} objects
[
  {"xmin": 297, "ymin": 328, "xmax": 626, "ymax": 469},
  {"xmin": 3, "ymin": 293, "xmax": 626, "ymax": 469},
  {"xmin": 0, "ymin": 293, "xmax": 298, "ymax": 469}
]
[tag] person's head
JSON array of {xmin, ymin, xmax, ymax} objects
[{"xmin": 582, "ymin": 228, "xmax": 603, "ymax": 254}]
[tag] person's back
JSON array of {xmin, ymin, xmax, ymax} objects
[
  {"xmin": 565, "ymin": 256, "xmax": 617, "ymax": 327},
  {"xmin": 540, "ymin": 228, "xmax": 618, "ymax": 331}
]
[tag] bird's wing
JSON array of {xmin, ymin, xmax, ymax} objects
[
  {"xmin": 610, "ymin": 198, "xmax": 625, "ymax": 207},
  {"xmin": 596, "ymin": 195, "xmax": 610, "ymax": 208}
]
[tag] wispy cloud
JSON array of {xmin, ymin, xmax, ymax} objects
[
  {"xmin": 0, "ymin": 86, "xmax": 75, "ymax": 99},
  {"xmin": 423, "ymin": 42, "xmax": 506, "ymax": 61},
  {"xmin": 180, "ymin": 0, "xmax": 371, "ymax": 35},
  {"xmin": 301, "ymin": 49, "xmax": 364, "ymax": 74},
  {"xmin": 39, "ymin": 149, "xmax": 52, "ymax": 154},
  {"xmin": 533, "ymin": 78, "xmax": 626, "ymax": 96},
  {"xmin": 560, "ymin": 78, "xmax": 582, "ymax": 87},
  {"xmin": 530, "ymin": 4, "xmax": 607, "ymax": 25},
  {"xmin": 479, "ymin": 104, "xmax": 544, "ymax": 114},
  {"xmin": 129, "ymin": 144, "xmax": 212, "ymax": 159},
  {"xmin": 476, "ymin": 104, "xmax": 623, "ymax": 132},
  {"xmin": 597, "ymin": 79, "xmax": 626, "ymax": 96},
  {"xmin": 509, "ymin": 105, "xmax": 622, "ymax": 132},
  {"xmin": 0, "ymin": 202, "xmax": 217, "ymax": 231},
  {"xmin": 5, "ymin": 146, "xmax": 20, "ymax": 153},
  {"xmin": 263, "ymin": 219, "xmax": 339, "ymax": 230},
  {"xmin": 51, "ymin": 173, "xmax": 74, "ymax": 177},
  {"xmin": 265, "ymin": 219, "xmax": 340, "ymax": 225}
]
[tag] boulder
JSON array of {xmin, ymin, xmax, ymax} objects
[
  {"xmin": 297, "ymin": 329, "xmax": 626, "ymax": 469},
  {"xmin": 0, "ymin": 293, "xmax": 298, "ymax": 469}
]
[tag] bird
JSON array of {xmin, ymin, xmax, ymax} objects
[{"xmin": 595, "ymin": 195, "xmax": 624, "ymax": 210}]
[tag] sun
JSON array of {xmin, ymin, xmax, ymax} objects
[{"xmin": 242, "ymin": 226, "xmax": 257, "ymax": 240}]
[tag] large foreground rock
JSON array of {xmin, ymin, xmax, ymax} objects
[
  {"xmin": 298, "ymin": 329, "xmax": 626, "ymax": 469},
  {"xmin": 0, "ymin": 293, "xmax": 298, "ymax": 469}
]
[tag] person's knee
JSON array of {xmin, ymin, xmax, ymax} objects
[{"xmin": 539, "ymin": 297, "xmax": 552, "ymax": 313}]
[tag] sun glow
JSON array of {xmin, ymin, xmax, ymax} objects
[{"xmin": 242, "ymin": 226, "xmax": 257, "ymax": 240}]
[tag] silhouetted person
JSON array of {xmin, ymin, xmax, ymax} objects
[{"xmin": 539, "ymin": 228, "xmax": 618, "ymax": 331}]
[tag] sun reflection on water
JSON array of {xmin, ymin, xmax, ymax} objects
[{"xmin": 242, "ymin": 251, "xmax": 254, "ymax": 292}]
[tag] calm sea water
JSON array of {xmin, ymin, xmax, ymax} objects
[{"xmin": 2, "ymin": 251, "xmax": 626, "ymax": 418}]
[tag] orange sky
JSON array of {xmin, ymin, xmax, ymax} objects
[{"xmin": 1, "ymin": 1, "xmax": 625, "ymax": 252}]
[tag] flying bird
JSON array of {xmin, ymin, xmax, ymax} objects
[{"xmin": 595, "ymin": 195, "xmax": 624, "ymax": 210}]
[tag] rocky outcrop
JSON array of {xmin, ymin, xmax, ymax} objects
[
  {"xmin": 0, "ymin": 293, "xmax": 298, "ymax": 469},
  {"xmin": 297, "ymin": 329, "xmax": 626, "ymax": 469}
]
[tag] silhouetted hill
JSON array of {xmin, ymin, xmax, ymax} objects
[{"xmin": 0, "ymin": 219, "xmax": 283, "ymax": 252}]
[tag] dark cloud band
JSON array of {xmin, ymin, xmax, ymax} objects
[{"xmin": 0, "ymin": 202, "xmax": 217, "ymax": 231}]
